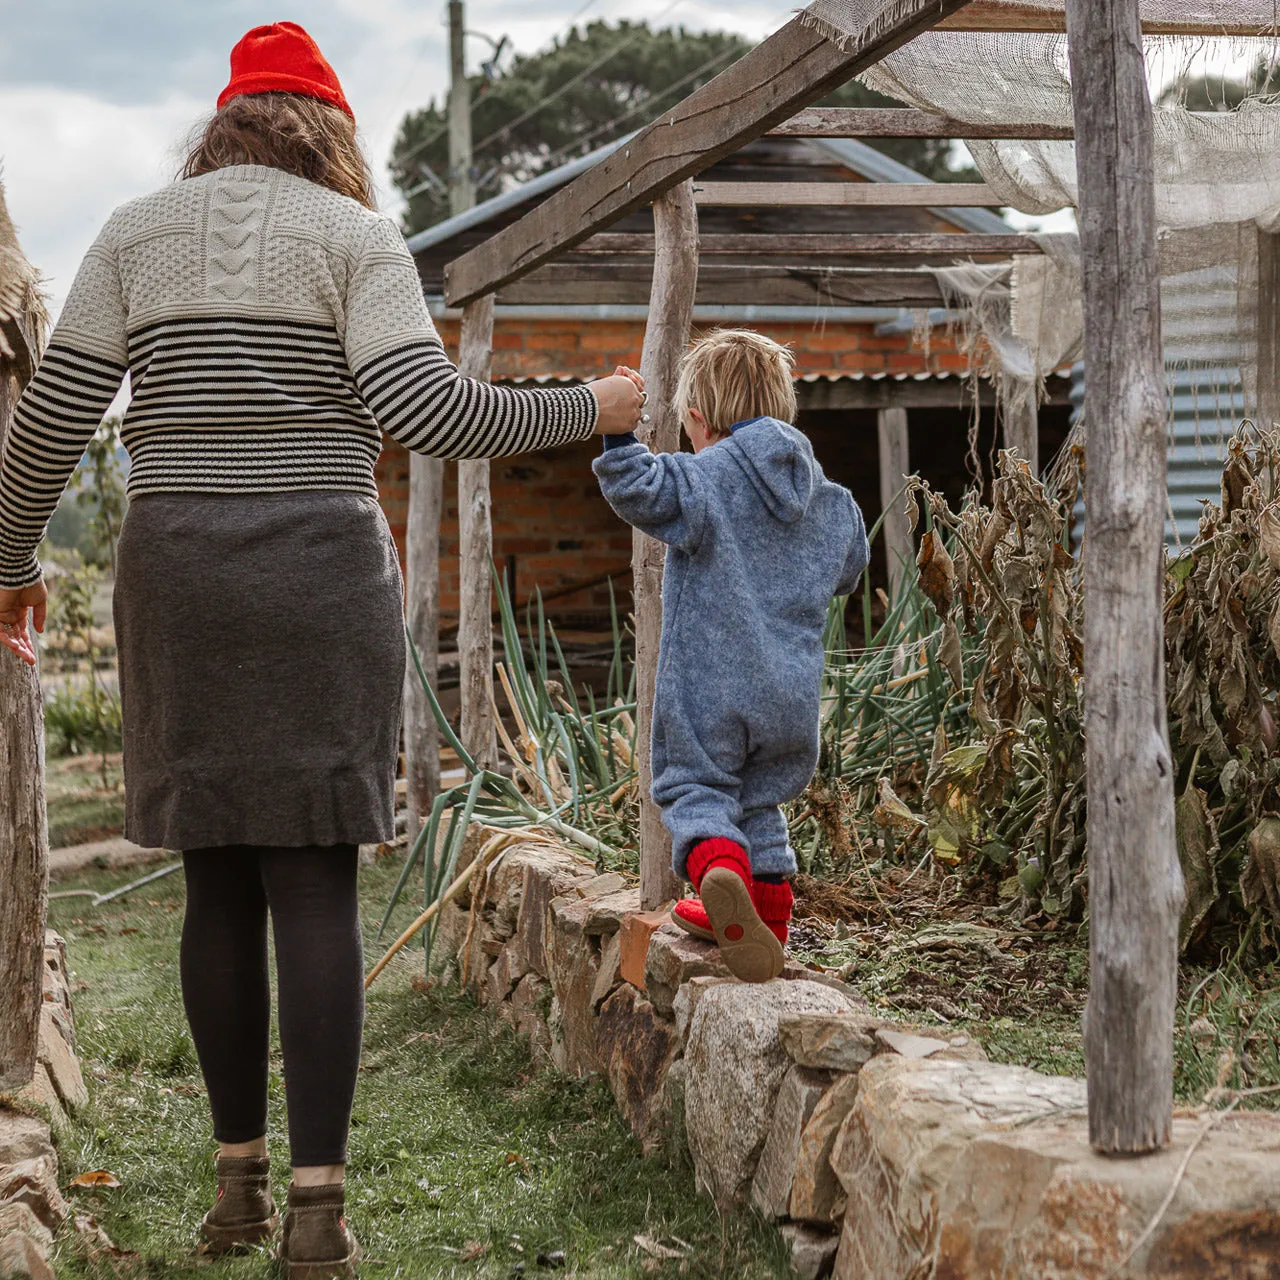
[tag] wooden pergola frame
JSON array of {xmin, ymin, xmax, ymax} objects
[{"xmin": 433, "ymin": 0, "xmax": 1241, "ymax": 1154}]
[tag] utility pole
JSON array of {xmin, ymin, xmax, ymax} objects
[{"xmin": 448, "ymin": 0, "xmax": 475, "ymax": 216}]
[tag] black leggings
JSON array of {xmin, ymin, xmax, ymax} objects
[{"xmin": 180, "ymin": 845, "xmax": 364, "ymax": 1167}]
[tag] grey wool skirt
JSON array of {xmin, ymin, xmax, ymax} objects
[{"xmin": 113, "ymin": 492, "xmax": 406, "ymax": 851}]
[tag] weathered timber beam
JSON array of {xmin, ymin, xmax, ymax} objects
[
  {"xmin": 939, "ymin": 0, "xmax": 1278, "ymax": 33},
  {"xmin": 403, "ymin": 452, "xmax": 443, "ymax": 826},
  {"xmin": 692, "ymin": 182, "xmax": 1001, "ymax": 207},
  {"xmin": 768, "ymin": 108, "xmax": 1074, "ymax": 139},
  {"xmin": 0, "ymin": 306, "xmax": 48, "ymax": 1091},
  {"xmin": 797, "ymin": 375, "xmax": 1072, "ymax": 411},
  {"xmin": 443, "ymin": 0, "xmax": 977, "ymax": 306},
  {"xmin": 457, "ymin": 297, "xmax": 499, "ymax": 772},
  {"xmin": 495, "ymin": 263, "xmax": 946, "ymax": 308},
  {"xmin": 1067, "ymin": 0, "xmax": 1181, "ymax": 1154},
  {"xmin": 877, "ymin": 407, "xmax": 913, "ymax": 597},
  {"xmin": 635, "ymin": 180, "xmax": 698, "ymax": 911},
  {"xmin": 573, "ymin": 232, "xmax": 1041, "ymax": 256}
]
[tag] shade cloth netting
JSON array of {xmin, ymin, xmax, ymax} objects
[{"xmin": 798, "ymin": 1, "xmax": 1280, "ymax": 436}]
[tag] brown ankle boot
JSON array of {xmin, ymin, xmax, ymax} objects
[
  {"xmin": 202, "ymin": 1155, "xmax": 278, "ymax": 1252},
  {"xmin": 280, "ymin": 1182, "xmax": 360, "ymax": 1278}
]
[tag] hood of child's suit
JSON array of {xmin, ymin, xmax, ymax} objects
[{"xmin": 728, "ymin": 417, "xmax": 817, "ymax": 524}]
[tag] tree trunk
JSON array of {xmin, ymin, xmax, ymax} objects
[
  {"xmin": 876, "ymin": 406, "xmax": 912, "ymax": 598},
  {"xmin": 635, "ymin": 181, "xmax": 699, "ymax": 911},
  {"xmin": 403, "ymin": 453, "xmax": 443, "ymax": 826},
  {"xmin": 1066, "ymin": 0, "xmax": 1183, "ymax": 1153},
  {"xmin": 0, "ymin": 358, "xmax": 49, "ymax": 1091},
  {"xmin": 457, "ymin": 296, "xmax": 498, "ymax": 771},
  {"xmin": 1001, "ymin": 379, "xmax": 1039, "ymax": 474}
]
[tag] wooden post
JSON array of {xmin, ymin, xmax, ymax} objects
[
  {"xmin": 0, "ymin": 340, "xmax": 48, "ymax": 1091},
  {"xmin": 403, "ymin": 454, "xmax": 442, "ymax": 825},
  {"xmin": 635, "ymin": 180, "xmax": 699, "ymax": 911},
  {"xmin": 1001, "ymin": 380, "xmax": 1039, "ymax": 474},
  {"xmin": 457, "ymin": 296, "xmax": 498, "ymax": 770},
  {"xmin": 876, "ymin": 407, "xmax": 912, "ymax": 598},
  {"xmin": 1255, "ymin": 231, "xmax": 1280, "ymax": 430},
  {"xmin": 1066, "ymin": 0, "xmax": 1183, "ymax": 1153}
]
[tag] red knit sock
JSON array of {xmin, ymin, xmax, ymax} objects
[
  {"xmin": 673, "ymin": 875, "xmax": 793, "ymax": 945},
  {"xmin": 685, "ymin": 837, "xmax": 752, "ymax": 891}
]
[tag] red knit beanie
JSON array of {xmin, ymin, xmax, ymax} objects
[{"xmin": 218, "ymin": 22, "xmax": 353, "ymax": 119}]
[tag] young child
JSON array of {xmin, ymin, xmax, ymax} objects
[{"xmin": 594, "ymin": 330, "xmax": 869, "ymax": 982}]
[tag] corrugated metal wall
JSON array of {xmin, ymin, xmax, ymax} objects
[{"xmin": 1069, "ymin": 264, "xmax": 1246, "ymax": 547}]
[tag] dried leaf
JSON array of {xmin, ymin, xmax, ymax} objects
[
  {"xmin": 69, "ymin": 1171, "xmax": 121, "ymax": 1189},
  {"xmin": 459, "ymin": 1241, "xmax": 488, "ymax": 1262},
  {"xmin": 979, "ymin": 506, "xmax": 1013, "ymax": 572},
  {"xmin": 872, "ymin": 778, "xmax": 924, "ymax": 833},
  {"xmin": 1222, "ymin": 452, "xmax": 1249, "ymax": 515},
  {"xmin": 1261, "ymin": 503, "xmax": 1280, "ymax": 571},
  {"xmin": 916, "ymin": 529, "xmax": 955, "ymax": 618},
  {"xmin": 940, "ymin": 617, "xmax": 964, "ymax": 692},
  {"xmin": 1175, "ymin": 786, "xmax": 1219, "ymax": 951},
  {"xmin": 1243, "ymin": 816, "xmax": 1280, "ymax": 924}
]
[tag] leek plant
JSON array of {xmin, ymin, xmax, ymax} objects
[{"xmin": 378, "ymin": 572, "xmax": 640, "ymax": 966}]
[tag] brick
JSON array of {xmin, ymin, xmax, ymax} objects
[
  {"xmin": 528, "ymin": 330, "xmax": 580, "ymax": 350},
  {"xmin": 618, "ymin": 910, "xmax": 670, "ymax": 991}
]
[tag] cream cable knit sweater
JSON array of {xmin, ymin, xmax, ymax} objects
[{"xmin": 0, "ymin": 164, "xmax": 597, "ymax": 589}]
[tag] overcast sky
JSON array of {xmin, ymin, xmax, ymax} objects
[{"xmin": 0, "ymin": 0, "xmax": 787, "ymax": 320}]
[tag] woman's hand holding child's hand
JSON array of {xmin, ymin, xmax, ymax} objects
[{"xmin": 587, "ymin": 366, "xmax": 646, "ymax": 435}]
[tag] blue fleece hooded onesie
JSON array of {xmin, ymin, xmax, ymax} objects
[{"xmin": 593, "ymin": 416, "xmax": 869, "ymax": 880}]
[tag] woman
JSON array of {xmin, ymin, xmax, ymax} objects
[{"xmin": 0, "ymin": 22, "xmax": 643, "ymax": 1277}]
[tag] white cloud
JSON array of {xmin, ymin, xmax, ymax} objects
[{"xmin": 0, "ymin": 0, "xmax": 790, "ymax": 321}]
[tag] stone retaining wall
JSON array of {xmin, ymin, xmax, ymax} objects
[
  {"xmin": 1, "ymin": 932, "xmax": 93, "ymax": 1279},
  {"xmin": 434, "ymin": 829, "xmax": 1280, "ymax": 1279}
]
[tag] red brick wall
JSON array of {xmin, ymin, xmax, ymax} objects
[{"xmin": 376, "ymin": 316, "xmax": 969, "ymax": 619}]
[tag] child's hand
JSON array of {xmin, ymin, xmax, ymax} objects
[
  {"xmin": 614, "ymin": 365, "xmax": 645, "ymax": 393},
  {"xmin": 587, "ymin": 374, "xmax": 646, "ymax": 436}
]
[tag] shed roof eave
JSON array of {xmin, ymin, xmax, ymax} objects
[{"xmin": 404, "ymin": 133, "xmax": 638, "ymax": 257}]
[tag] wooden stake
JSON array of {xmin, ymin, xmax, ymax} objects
[
  {"xmin": 1001, "ymin": 380, "xmax": 1039, "ymax": 474},
  {"xmin": 1256, "ymin": 231, "xmax": 1280, "ymax": 430},
  {"xmin": 457, "ymin": 296, "xmax": 498, "ymax": 770},
  {"xmin": 404, "ymin": 453, "xmax": 443, "ymax": 827},
  {"xmin": 877, "ymin": 407, "xmax": 912, "ymax": 598},
  {"xmin": 635, "ymin": 180, "xmax": 699, "ymax": 911},
  {"xmin": 0, "ymin": 336, "xmax": 48, "ymax": 1091},
  {"xmin": 1066, "ymin": 0, "xmax": 1182, "ymax": 1154}
]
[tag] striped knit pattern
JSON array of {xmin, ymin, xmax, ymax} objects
[
  {"xmin": 0, "ymin": 163, "xmax": 598, "ymax": 590},
  {"xmin": 0, "ymin": 345, "xmax": 126, "ymax": 587}
]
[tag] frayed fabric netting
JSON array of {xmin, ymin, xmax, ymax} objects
[{"xmin": 798, "ymin": 0, "xmax": 1280, "ymax": 439}]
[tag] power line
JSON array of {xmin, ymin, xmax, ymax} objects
[
  {"xmin": 529, "ymin": 41, "xmax": 738, "ymax": 173},
  {"xmin": 395, "ymin": 0, "xmax": 620, "ymax": 173},
  {"xmin": 468, "ymin": 0, "xmax": 686, "ymax": 160}
]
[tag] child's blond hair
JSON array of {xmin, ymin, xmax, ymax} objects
[{"xmin": 674, "ymin": 329, "xmax": 797, "ymax": 438}]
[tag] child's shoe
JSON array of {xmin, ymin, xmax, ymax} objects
[
  {"xmin": 201, "ymin": 1154, "xmax": 277, "ymax": 1253},
  {"xmin": 279, "ymin": 1182, "xmax": 361, "ymax": 1278},
  {"xmin": 681, "ymin": 838, "xmax": 785, "ymax": 983},
  {"xmin": 673, "ymin": 878, "xmax": 793, "ymax": 946}
]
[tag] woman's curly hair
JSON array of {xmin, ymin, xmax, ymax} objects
[{"xmin": 181, "ymin": 92, "xmax": 376, "ymax": 209}]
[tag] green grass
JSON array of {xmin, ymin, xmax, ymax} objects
[
  {"xmin": 44, "ymin": 754, "xmax": 125, "ymax": 849},
  {"xmin": 45, "ymin": 858, "xmax": 790, "ymax": 1280}
]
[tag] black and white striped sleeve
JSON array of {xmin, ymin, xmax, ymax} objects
[
  {"xmin": 0, "ymin": 231, "xmax": 127, "ymax": 589},
  {"xmin": 341, "ymin": 217, "xmax": 597, "ymax": 460}
]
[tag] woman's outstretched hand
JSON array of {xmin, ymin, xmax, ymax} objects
[
  {"xmin": 0, "ymin": 581, "xmax": 47, "ymax": 666},
  {"xmin": 587, "ymin": 368, "xmax": 646, "ymax": 435}
]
